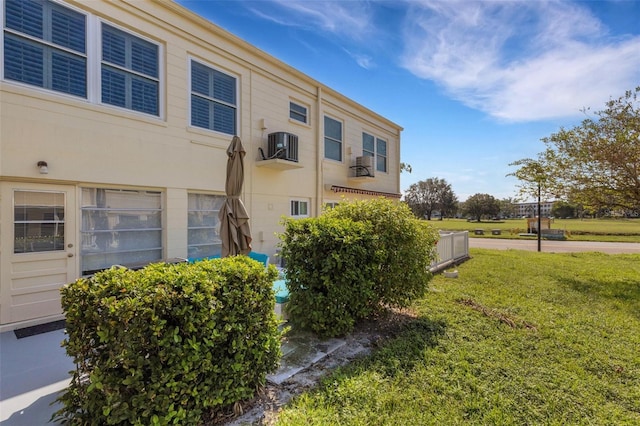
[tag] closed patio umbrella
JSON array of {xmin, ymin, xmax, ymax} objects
[{"xmin": 219, "ymin": 136, "xmax": 252, "ymax": 257}]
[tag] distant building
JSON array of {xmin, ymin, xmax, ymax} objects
[
  {"xmin": 514, "ymin": 201, "xmax": 555, "ymax": 218},
  {"xmin": 0, "ymin": 0, "xmax": 402, "ymax": 330}
]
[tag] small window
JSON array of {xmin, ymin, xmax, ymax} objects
[
  {"xmin": 187, "ymin": 193, "xmax": 225, "ymax": 259},
  {"xmin": 101, "ymin": 24, "xmax": 159, "ymax": 115},
  {"xmin": 290, "ymin": 200, "xmax": 309, "ymax": 218},
  {"xmin": 190, "ymin": 60, "xmax": 237, "ymax": 135},
  {"xmin": 324, "ymin": 116, "xmax": 342, "ymax": 161},
  {"xmin": 290, "ymin": 101, "xmax": 308, "ymax": 124},
  {"xmin": 3, "ymin": 0, "xmax": 87, "ymax": 97},
  {"xmin": 14, "ymin": 190, "xmax": 65, "ymax": 253},
  {"xmin": 362, "ymin": 132, "xmax": 387, "ymax": 173},
  {"xmin": 324, "ymin": 202, "xmax": 339, "ymax": 210}
]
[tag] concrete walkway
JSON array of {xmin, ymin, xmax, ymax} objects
[
  {"xmin": 0, "ymin": 329, "xmax": 71, "ymax": 425},
  {"xmin": 0, "ymin": 326, "xmax": 345, "ymax": 425}
]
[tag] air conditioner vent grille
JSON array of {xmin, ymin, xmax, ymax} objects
[
  {"xmin": 355, "ymin": 155, "xmax": 375, "ymax": 177},
  {"xmin": 267, "ymin": 132, "xmax": 299, "ymax": 162}
]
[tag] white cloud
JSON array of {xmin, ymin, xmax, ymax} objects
[
  {"xmin": 400, "ymin": 0, "xmax": 640, "ymax": 122},
  {"xmin": 343, "ymin": 48, "xmax": 375, "ymax": 69},
  {"xmin": 251, "ymin": 0, "xmax": 375, "ymax": 41}
]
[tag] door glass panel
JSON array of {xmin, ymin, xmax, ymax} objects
[{"xmin": 14, "ymin": 190, "xmax": 65, "ymax": 253}]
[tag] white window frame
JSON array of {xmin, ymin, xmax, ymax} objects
[
  {"xmin": 324, "ymin": 115, "xmax": 343, "ymax": 162},
  {"xmin": 99, "ymin": 21, "xmax": 162, "ymax": 117},
  {"xmin": 187, "ymin": 193, "xmax": 225, "ymax": 259},
  {"xmin": 289, "ymin": 100, "xmax": 308, "ymax": 125},
  {"xmin": 79, "ymin": 188, "xmax": 163, "ymax": 275},
  {"xmin": 323, "ymin": 201, "xmax": 340, "ymax": 211},
  {"xmin": 188, "ymin": 57, "xmax": 239, "ymax": 136},
  {"xmin": 1, "ymin": 0, "xmax": 88, "ymax": 98},
  {"xmin": 1, "ymin": 0, "xmax": 164, "ymax": 118},
  {"xmin": 362, "ymin": 131, "xmax": 388, "ymax": 173},
  {"xmin": 290, "ymin": 199, "xmax": 310, "ymax": 218}
]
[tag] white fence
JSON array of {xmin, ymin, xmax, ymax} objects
[{"xmin": 430, "ymin": 231, "xmax": 470, "ymax": 272}]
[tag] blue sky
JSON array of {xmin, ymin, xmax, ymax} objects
[{"xmin": 177, "ymin": 0, "xmax": 640, "ymax": 201}]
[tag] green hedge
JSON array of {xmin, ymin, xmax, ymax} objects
[
  {"xmin": 279, "ymin": 216, "xmax": 377, "ymax": 337},
  {"xmin": 279, "ymin": 198, "xmax": 439, "ymax": 337},
  {"xmin": 55, "ymin": 257, "xmax": 281, "ymax": 425},
  {"xmin": 324, "ymin": 198, "xmax": 439, "ymax": 308}
]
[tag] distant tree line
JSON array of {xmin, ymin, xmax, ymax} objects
[{"xmin": 403, "ymin": 178, "xmax": 517, "ymax": 222}]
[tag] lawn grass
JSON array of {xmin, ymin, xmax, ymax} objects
[
  {"xmin": 428, "ymin": 218, "xmax": 640, "ymax": 243},
  {"xmin": 276, "ymin": 249, "xmax": 640, "ymax": 425}
]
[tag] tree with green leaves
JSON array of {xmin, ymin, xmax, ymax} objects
[
  {"xmin": 508, "ymin": 158, "xmax": 554, "ymax": 204},
  {"xmin": 551, "ymin": 201, "xmax": 577, "ymax": 218},
  {"xmin": 462, "ymin": 193, "xmax": 500, "ymax": 222},
  {"xmin": 515, "ymin": 87, "xmax": 640, "ymax": 212},
  {"xmin": 404, "ymin": 177, "xmax": 458, "ymax": 220},
  {"xmin": 499, "ymin": 197, "xmax": 516, "ymax": 218}
]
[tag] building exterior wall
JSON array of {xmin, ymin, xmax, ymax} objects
[
  {"xmin": 0, "ymin": 0, "xmax": 402, "ymax": 329},
  {"xmin": 514, "ymin": 202, "xmax": 555, "ymax": 218}
]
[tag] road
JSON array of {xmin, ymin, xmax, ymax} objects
[{"xmin": 469, "ymin": 238, "xmax": 640, "ymax": 254}]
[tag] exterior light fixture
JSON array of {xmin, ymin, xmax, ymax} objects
[{"xmin": 37, "ymin": 161, "xmax": 48, "ymax": 174}]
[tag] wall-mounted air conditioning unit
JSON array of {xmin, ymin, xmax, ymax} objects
[
  {"xmin": 268, "ymin": 132, "xmax": 299, "ymax": 162},
  {"xmin": 355, "ymin": 155, "xmax": 375, "ymax": 177}
]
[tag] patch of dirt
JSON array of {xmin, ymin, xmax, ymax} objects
[{"xmin": 204, "ymin": 308, "xmax": 417, "ymax": 426}]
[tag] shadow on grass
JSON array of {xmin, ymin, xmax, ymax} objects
[
  {"xmin": 558, "ymin": 276, "xmax": 640, "ymax": 319},
  {"xmin": 343, "ymin": 315, "xmax": 447, "ymax": 378}
]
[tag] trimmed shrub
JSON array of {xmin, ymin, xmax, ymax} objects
[
  {"xmin": 279, "ymin": 198, "xmax": 439, "ymax": 337},
  {"xmin": 55, "ymin": 256, "xmax": 281, "ymax": 425},
  {"xmin": 323, "ymin": 198, "xmax": 439, "ymax": 309},
  {"xmin": 279, "ymin": 216, "xmax": 377, "ymax": 337}
]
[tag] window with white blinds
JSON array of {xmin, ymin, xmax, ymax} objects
[
  {"xmin": 2, "ymin": 0, "xmax": 161, "ymax": 117},
  {"xmin": 101, "ymin": 24, "xmax": 159, "ymax": 115},
  {"xmin": 190, "ymin": 60, "xmax": 237, "ymax": 135},
  {"xmin": 3, "ymin": 0, "xmax": 87, "ymax": 97}
]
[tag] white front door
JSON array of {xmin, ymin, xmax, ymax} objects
[{"xmin": 0, "ymin": 183, "xmax": 77, "ymax": 326}]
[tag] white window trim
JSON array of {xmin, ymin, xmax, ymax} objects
[
  {"xmin": 187, "ymin": 56, "xmax": 240, "ymax": 137},
  {"xmin": 323, "ymin": 201, "xmax": 340, "ymax": 211},
  {"xmin": 362, "ymin": 131, "xmax": 388, "ymax": 174},
  {"xmin": 324, "ymin": 115, "xmax": 343, "ymax": 163},
  {"xmin": 1, "ymin": 0, "xmax": 89, "ymax": 98},
  {"xmin": 187, "ymin": 192, "xmax": 225, "ymax": 259},
  {"xmin": 289, "ymin": 99, "xmax": 310, "ymax": 126},
  {"xmin": 79, "ymin": 187, "xmax": 164, "ymax": 275},
  {"xmin": 97, "ymin": 18, "xmax": 164, "ymax": 118},
  {"xmin": 290, "ymin": 199, "xmax": 310, "ymax": 218},
  {"xmin": 0, "ymin": 0, "xmax": 165, "ymax": 119}
]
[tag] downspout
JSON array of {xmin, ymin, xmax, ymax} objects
[{"xmin": 315, "ymin": 85, "xmax": 323, "ymax": 217}]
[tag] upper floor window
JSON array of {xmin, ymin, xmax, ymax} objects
[
  {"xmin": 363, "ymin": 132, "xmax": 387, "ymax": 173},
  {"xmin": 324, "ymin": 116, "xmax": 342, "ymax": 161},
  {"xmin": 289, "ymin": 101, "xmax": 307, "ymax": 124},
  {"xmin": 3, "ymin": 0, "xmax": 87, "ymax": 97},
  {"xmin": 2, "ymin": 1, "xmax": 162, "ymax": 117},
  {"xmin": 101, "ymin": 24, "xmax": 159, "ymax": 115},
  {"xmin": 190, "ymin": 60, "xmax": 237, "ymax": 135}
]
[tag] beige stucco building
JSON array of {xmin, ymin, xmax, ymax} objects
[{"xmin": 0, "ymin": 0, "xmax": 402, "ymax": 330}]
